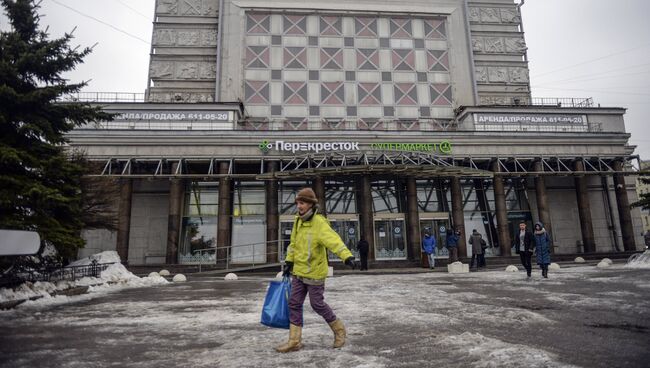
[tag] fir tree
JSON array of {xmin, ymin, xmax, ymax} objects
[
  {"xmin": 0, "ymin": 0, "xmax": 112, "ymax": 260},
  {"xmin": 631, "ymin": 172, "xmax": 650, "ymax": 211}
]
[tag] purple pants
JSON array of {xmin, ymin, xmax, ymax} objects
[{"xmin": 289, "ymin": 277, "xmax": 336, "ymax": 326}]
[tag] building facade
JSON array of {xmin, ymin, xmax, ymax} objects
[{"xmin": 68, "ymin": 0, "xmax": 645, "ymax": 266}]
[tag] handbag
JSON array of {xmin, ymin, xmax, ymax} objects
[{"xmin": 260, "ymin": 276, "xmax": 291, "ymax": 329}]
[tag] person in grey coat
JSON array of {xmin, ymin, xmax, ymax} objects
[
  {"xmin": 534, "ymin": 222, "xmax": 551, "ymax": 278},
  {"xmin": 469, "ymin": 229, "xmax": 484, "ymax": 270}
]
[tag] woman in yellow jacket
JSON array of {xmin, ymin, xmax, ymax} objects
[{"xmin": 276, "ymin": 188, "xmax": 358, "ymax": 353}]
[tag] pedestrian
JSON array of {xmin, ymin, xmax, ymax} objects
[
  {"xmin": 644, "ymin": 230, "xmax": 650, "ymax": 249},
  {"xmin": 357, "ymin": 235, "xmax": 369, "ymax": 271},
  {"xmin": 513, "ymin": 221, "xmax": 534, "ymax": 278},
  {"xmin": 422, "ymin": 229, "xmax": 436, "ymax": 269},
  {"xmin": 534, "ymin": 222, "xmax": 551, "ymax": 278},
  {"xmin": 276, "ymin": 188, "xmax": 358, "ymax": 353},
  {"xmin": 469, "ymin": 229, "xmax": 483, "ymax": 270},
  {"xmin": 446, "ymin": 228, "xmax": 460, "ymax": 263}
]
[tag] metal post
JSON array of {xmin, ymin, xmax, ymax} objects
[
  {"xmin": 167, "ymin": 163, "xmax": 183, "ymax": 264},
  {"xmin": 217, "ymin": 162, "xmax": 232, "ymax": 264},
  {"xmin": 613, "ymin": 161, "xmax": 636, "ymax": 251}
]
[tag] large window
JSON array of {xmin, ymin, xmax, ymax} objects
[
  {"xmin": 179, "ymin": 182, "xmax": 219, "ymax": 264},
  {"xmin": 325, "ymin": 179, "xmax": 357, "ymax": 214},
  {"xmin": 416, "ymin": 179, "xmax": 450, "ymax": 212},
  {"xmin": 372, "ymin": 179, "xmax": 406, "ymax": 213},
  {"xmin": 231, "ymin": 181, "xmax": 266, "ymax": 263},
  {"xmin": 279, "ymin": 181, "xmax": 309, "ymax": 215}
]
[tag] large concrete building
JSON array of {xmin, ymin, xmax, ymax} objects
[{"xmin": 68, "ymin": 0, "xmax": 645, "ymax": 266}]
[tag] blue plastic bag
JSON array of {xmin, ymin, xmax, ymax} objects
[{"xmin": 260, "ymin": 277, "xmax": 291, "ymax": 329}]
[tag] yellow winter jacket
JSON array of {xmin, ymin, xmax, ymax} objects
[{"xmin": 285, "ymin": 213, "xmax": 353, "ymax": 280}]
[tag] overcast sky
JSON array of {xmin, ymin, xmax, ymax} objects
[{"xmin": 1, "ymin": 0, "xmax": 648, "ymax": 160}]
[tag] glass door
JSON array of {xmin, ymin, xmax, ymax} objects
[
  {"xmin": 279, "ymin": 216, "xmax": 297, "ymax": 262},
  {"xmin": 420, "ymin": 217, "xmax": 450, "ymax": 260},
  {"xmin": 327, "ymin": 215, "xmax": 359, "ymax": 261},
  {"xmin": 374, "ymin": 216, "xmax": 407, "ymax": 260}
]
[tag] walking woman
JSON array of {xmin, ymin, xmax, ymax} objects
[
  {"xmin": 276, "ymin": 188, "xmax": 358, "ymax": 353},
  {"xmin": 534, "ymin": 222, "xmax": 551, "ymax": 278}
]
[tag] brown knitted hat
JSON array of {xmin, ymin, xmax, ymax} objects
[{"xmin": 296, "ymin": 188, "xmax": 318, "ymax": 204}]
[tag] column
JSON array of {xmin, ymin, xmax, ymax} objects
[
  {"xmin": 266, "ymin": 162, "xmax": 280, "ymax": 263},
  {"xmin": 533, "ymin": 161, "xmax": 553, "ymax": 253},
  {"xmin": 492, "ymin": 161, "xmax": 511, "ymax": 256},
  {"xmin": 405, "ymin": 177, "xmax": 420, "ymax": 262},
  {"xmin": 166, "ymin": 166, "xmax": 183, "ymax": 264},
  {"xmin": 116, "ymin": 178, "xmax": 133, "ymax": 264},
  {"xmin": 574, "ymin": 160, "xmax": 596, "ymax": 253},
  {"xmin": 217, "ymin": 162, "xmax": 232, "ymax": 263},
  {"xmin": 358, "ymin": 175, "xmax": 375, "ymax": 260},
  {"xmin": 450, "ymin": 176, "xmax": 467, "ymax": 258},
  {"xmin": 613, "ymin": 161, "xmax": 636, "ymax": 251},
  {"xmin": 313, "ymin": 176, "xmax": 326, "ymax": 217}
]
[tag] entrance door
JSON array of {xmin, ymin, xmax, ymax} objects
[
  {"xmin": 279, "ymin": 216, "xmax": 296, "ymax": 262},
  {"xmin": 374, "ymin": 216, "xmax": 407, "ymax": 260},
  {"xmin": 327, "ymin": 216, "xmax": 359, "ymax": 261},
  {"xmin": 420, "ymin": 217, "xmax": 450, "ymax": 264}
]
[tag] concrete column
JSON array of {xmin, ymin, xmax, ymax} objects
[
  {"xmin": 492, "ymin": 161, "xmax": 511, "ymax": 256},
  {"xmin": 450, "ymin": 177, "xmax": 467, "ymax": 258},
  {"xmin": 217, "ymin": 162, "xmax": 232, "ymax": 263},
  {"xmin": 574, "ymin": 160, "xmax": 596, "ymax": 253},
  {"xmin": 166, "ymin": 168, "xmax": 183, "ymax": 264},
  {"xmin": 358, "ymin": 175, "xmax": 375, "ymax": 260},
  {"xmin": 116, "ymin": 178, "xmax": 133, "ymax": 264},
  {"xmin": 313, "ymin": 176, "xmax": 326, "ymax": 217},
  {"xmin": 266, "ymin": 162, "xmax": 279, "ymax": 263},
  {"xmin": 405, "ymin": 177, "xmax": 420, "ymax": 262},
  {"xmin": 613, "ymin": 161, "xmax": 636, "ymax": 251},
  {"xmin": 533, "ymin": 161, "xmax": 553, "ymax": 253}
]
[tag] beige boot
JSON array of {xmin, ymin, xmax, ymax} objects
[
  {"xmin": 275, "ymin": 324, "xmax": 303, "ymax": 353},
  {"xmin": 328, "ymin": 319, "xmax": 346, "ymax": 348}
]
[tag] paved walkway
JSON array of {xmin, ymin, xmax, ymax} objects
[{"xmin": 1, "ymin": 265, "xmax": 649, "ymax": 367}]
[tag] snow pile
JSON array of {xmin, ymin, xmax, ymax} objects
[
  {"xmin": 596, "ymin": 261, "xmax": 611, "ymax": 268},
  {"xmin": 574, "ymin": 257, "xmax": 585, "ymax": 263},
  {"xmin": 548, "ymin": 263, "xmax": 561, "ymax": 270},
  {"xmin": 447, "ymin": 261, "xmax": 469, "ymax": 273},
  {"xmin": 601, "ymin": 258, "xmax": 613, "ymax": 266},
  {"xmin": 159, "ymin": 269, "xmax": 170, "ymax": 276},
  {"xmin": 0, "ymin": 254, "xmax": 168, "ymax": 305},
  {"xmin": 224, "ymin": 273, "xmax": 238, "ymax": 281},
  {"xmin": 505, "ymin": 265, "xmax": 519, "ymax": 272},
  {"xmin": 148, "ymin": 272, "xmax": 160, "ymax": 278},
  {"xmin": 625, "ymin": 250, "xmax": 650, "ymax": 269},
  {"xmin": 173, "ymin": 274, "xmax": 187, "ymax": 282},
  {"xmin": 67, "ymin": 251, "xmax": 121, "ymax": 267}
]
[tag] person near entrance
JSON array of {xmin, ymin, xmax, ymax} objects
[
  {"xmin": 514, "ymin": 221, "xmax": 534, "ymax": 278},
  {"xmin": 469, "ymin": 229, "xmax": 485, "ymax": 270},
  {"xmin": 534, "ymin": 222, "xmax": 551, "ymax": 278},
  {"xmin": 276, "ymin": 188, "xmax": 358, "ymax": 353},
  {"xmin": 644, "ymin": 229, "xmax": 650, "ymax": 249},
  {"xmin": 446, "ymin": 228, "xmax": 460, "ymax": 263},
  {"xmin": 422, "ymin": 229, "xmax": 436, "ymax": 269},
  {"xmin": 357, "ymin": 235, "xmax": 369, "ymax": 271}
]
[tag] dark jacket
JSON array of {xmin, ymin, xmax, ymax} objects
[
  {"xmin": 534, "ymin": 222, "xmax": 551, "ymax": 265},
  {"xmin": 470, "ymin": 232, "xmax": 483, "ymax": 255},
  {"xmin": 446, "ymin": 233, "xmax": 459, "ymax": 248},
  {"xmin": 357, "ymin": 239, "xmax": 369, "ymax": 254},
  {"xmin": 513, "ymin": 228, "xmax": 534, "ymax": 254}
]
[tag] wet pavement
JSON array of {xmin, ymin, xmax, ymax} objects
[{"xmin": 1, "ymin": 264, "xmax": 649, "ymax": 367}]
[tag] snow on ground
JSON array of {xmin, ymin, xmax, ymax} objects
[
  {"xmin": 0, "ymin": 253, "xmax": 167, "ymax": 306},
  {"xmin": 1, "ymin": 264, "xmax": 649, "ymax": 367}
]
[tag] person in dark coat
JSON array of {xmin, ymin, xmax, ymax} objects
[
  {"xmin": 534, "ymin": 222, "xmax": 551, "ymax": 278},
  {"xmin": 469, "ymin": 229, "xmax": 483, "ymax": 270},
  {"xmin": 357, "ymin": 236, "xmax": 369, "ymax": 271},
  {"xmin": 514, "ymin": 221, "xmax": 534, "ymax": 278},
  {"xmin": 446, "ymin": 229, "xmax": 460, "ymax": 263}
]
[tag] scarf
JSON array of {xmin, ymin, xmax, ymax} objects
[
  {"xmin": 299, "ymin": 206, "xmax": 317, "ymax": 222},
  {"xmin": 535, "ymin": 228, "xmax": 546, "ymax": 235}
]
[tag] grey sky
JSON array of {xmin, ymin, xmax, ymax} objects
[{"xmin": 1, "ymin": 0, "xmax": 648, "ymax": 160}]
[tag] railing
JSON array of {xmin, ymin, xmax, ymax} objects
[
  {"xmin": 58, "ymin": 92, "xmax": 145, "ymax": 103},
  {"xmin": 0, "ymin": 260, "xmax": 115, "ymax": 288},
  {"xmin": 189, "ymin": 239, "xmax": 286, "ymax": 272},
  {"xmin": 530, "ymin": 97, "xmax": 594, "ymax": 108}
]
